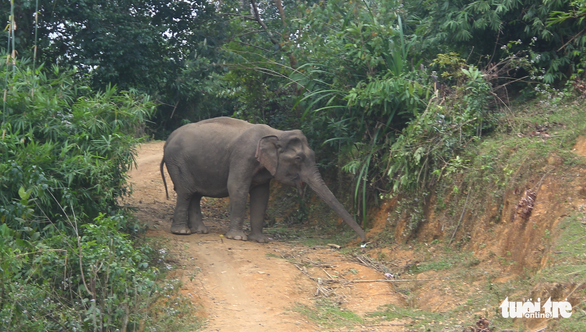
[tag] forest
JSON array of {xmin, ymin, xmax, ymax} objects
[{"xmin": 1, "ymin": 0, "xmax": 586, "ymax": 330}]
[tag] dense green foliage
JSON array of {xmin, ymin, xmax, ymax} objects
[
  {"xmin": 0, "ymin": 65, "xmax": 153, "ymax": 227},
  {"xmin": 212, "ymin": 0, "xmax": 586, "ymax": 219},
  {"xmin": 1, "ymin": 214, "xmax": 158, "ymax": 331},
  {"xmin": 0, "ymin": 0, "xmax": 228, "ymax": 134},
  {"xmin": 5, "ymin": 0, "xmax": 584, "ymax": 215},
  {"xmin": 0, "ymin": 64, "xmax": 188, "ymax": 330},
  {"xmin": 3, "ymin": 0, "xmax": 585, "ymax": 214},
  {"xmin": 408, "ymin": 0, "xmax": 586, "ymax": 83}
]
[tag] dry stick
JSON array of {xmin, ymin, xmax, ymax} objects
[
  {"xmin": 557, "ymin": 27, "xmax": 586, "ymax": 52},
  {"xmin": 566, "ymin": 283, "xmax": 585, "ymax": 299},
  {"xmin": 531, "ymin": 169, "xmax": 553, "ymax": 193},
  {"xmin": 492, "ymin": 75, "xmax": 530, "ymax": 92},
  {"xmin": 47, "ymin": 190, "xmax": 94, "ymax": 298},
  {"xmin": 564, "ymin": 269, "xmax": 586, "ymax": 277},
  {"xmin": 169, "ymin": 100, "xmax": 179, "ymax": 119},
  {"xmin": 490, "ymin": 91, "xmax": 515, "ymax": 127},
  {"xmin": 249, "ymin": 0, "xmax": 280, "ymax": 46},
  {"xmin": 322, "ymin": 268, "xmax": 335, "ymax": 280},
  {"xmin": 315, "ymin": 279, "xmax": 331, "ymax": 297},
  {"xmin": 433, "ymin": 300, "xmax": 446, "ymax": 312},
  {"xmin": 449, "ymin": 189, "xmax": 471, "ymax": 245},
  {"xmin": 293, "ymin": 263, "xmax": 333, "ymax": 297},
  {"xmin": 293, "ymin": 263, "xmax": 316, "ymax": 281},
  {"xmin": 570, "ymin": 235, "xmax": 586, "ymax": 244},
  {"xmin": 323, "ymin": 278, "xmax": 447, "ymax": 284}
]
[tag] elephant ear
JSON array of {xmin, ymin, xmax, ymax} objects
[{"xmin": 255, "ymin": 135, "xmax": 279, "ymax": 176}]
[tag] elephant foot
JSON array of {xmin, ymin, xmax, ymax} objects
[
  {"xmin": 225, "ymin": 229, "xmax": 248, "ymax": 241},
  {"xmin": 190, "ymin": 224, "xmax": 209, "ymax": 234},
  {"xmin": 171, "ymin": 224, "xmax": 192, "ymax": 235},
  {"xmin": 248, "ymin": 232, "xmax": 269, "ymax": 243}
]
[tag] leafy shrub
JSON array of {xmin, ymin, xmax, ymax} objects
[
  {"xmin": 0, "ymin": 65, "xmax": 154, "ymax": 232},
  {"xmin": 408, "ymin": 0, "xmax": 586, "ymax": 84},
  {"xmin": 284, "ymin": 1, "xmax": 433, "ymax": 220},
  {"xmin": 0, "ymin": 214, "xmax": 159, "ymax": 331},
  {"xmin": 0, "ymin": 63, "xmax": 185, "ymax": 331},
  {"xmin": 387, "ymin": 65, "xmax": 495, "ymax": 193}
]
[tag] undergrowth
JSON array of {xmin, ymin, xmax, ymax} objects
[
  {"xmin": 0, "ymin": 63, "xmax": 200, "ymax": 331},
  {"xmin": 293, "ymin": 299, "xmax": 363, "ymax": 329}
]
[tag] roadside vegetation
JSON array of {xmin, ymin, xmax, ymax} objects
[
  {"xmin": 0, "ymin": 65, "xmax": 201, "ymax": 330},
  {"xmin": 2, "ymin": 0, "xmax": 586, "ymax": 330}
]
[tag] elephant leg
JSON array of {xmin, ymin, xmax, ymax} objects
[
  {"xmin": 225, "ymin": 183, "xmax": 249, "ymax": 241},
  {"xmin": 171, "ymin": 193, "xmax": 192, "ymax": 235},
  {"xmin": 248, "ymin": 182, "xmax": 270, "ymax": 243},
  {"xmin": 188, "ymin": 195, "xmax": 208, "ymax": 234}
]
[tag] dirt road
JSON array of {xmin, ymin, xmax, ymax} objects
[{"xmin": 126, "ymin": 141, "xmax": 405, "ymax": 332}]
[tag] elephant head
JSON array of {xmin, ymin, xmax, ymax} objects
[{"xmin": 255, "ymin": 130, "xmax": 367, "ymax": 241}]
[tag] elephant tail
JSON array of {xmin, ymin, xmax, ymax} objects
[{"xmin": 160, "ymin": 159, "xmax": 169, "ymax": 200}]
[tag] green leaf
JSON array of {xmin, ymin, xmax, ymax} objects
[{"xmin": 18, "ymin": 186, "xmax": 31, "ymax": 200}]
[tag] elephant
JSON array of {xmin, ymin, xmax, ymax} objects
[{"xmin": 159, "ymin": 117, "xmax": 366, "ymax": 243}]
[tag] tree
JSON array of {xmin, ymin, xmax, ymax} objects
[
  {"xmin": 407, "ymin": 0, "xmax": 585, "ymax": 82},
  {"xmin": 1, "ymin": 0, "xmax": 231, "ymax": 136},
  {"xmin": 2, "ymin": 0, "xmax": 214, "ymax": 90}
]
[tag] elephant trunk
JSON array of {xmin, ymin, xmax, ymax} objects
[{"xmin": 302, "ymin": 165, "xmax": 367, "ymax": 242}]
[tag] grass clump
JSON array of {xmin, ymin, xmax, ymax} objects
[
  {"xmin": 369, "ymin": 304, "xmax": 450, "ymax": 329},
  {"xmin": 293, "ymin": 299, "xmax": 363, "ymax": 329}
]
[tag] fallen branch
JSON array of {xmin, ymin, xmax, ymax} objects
[
  {"xmin": 570, "ymin": 235, "xmax": 586, "ymax": 244},
  {"xmin": 315, "ymin": 279, "xmax": 331, "ymax": 297},
  {"xmin": 532, "ymin": 169, "xmax": 553, "ymax": 192},
  {"xmin": 449, "ymin": 188, "xmax": 471, "ymax": 245},
  {"xmin": 321, "ymin": 278, "xmax": 448, "ymax": 284},
  {"xmin": 293, "ymin": 263, "xmax": 317, "ymax": 281},
  {"xmin": 566, "ymin": 283, "xmax": 585, "ymax": 299}
]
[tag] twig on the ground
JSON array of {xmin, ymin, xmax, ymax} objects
[
  {"xmin": 329, "ymin": 323, "xmax": 407, "ymax": 332},
  {"xmin": 566, "ymin": 283, "xmax": 585, "ymax": 299},
  {"xmin": 531, "ymin": 168, "xmax": 553, "ymax": 192},
  {"xmin": 570, "ymin": 235, "xmax": 586, "ymax": 244},
  {"xmin": 339, "ymin": 278, "xmax": 446, "ymax": 283},
  {"xmin": 315, "ymin": 278, "xmax": 331, "ymax": 297},
  {"xmin": 322, "ymin": 268, "xmax": 336, "ymax": 280},
  {"xmin": 303, "ymin": 258, "xmax": 334, "ymax": 268},
  {"xmin": 313, "ymin": 278, "xmax": 449, "ymax": 285},
  {"xmin": 293, "ymin": 263, "xmax": 317, "ymax": 281},
  {"xmin": 353, "ymin": 254, "xmax": 397, "ymax": 273},
  {"xmin": 449, "ymin": 188, "xmax": 471, "ymax": 245}
]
